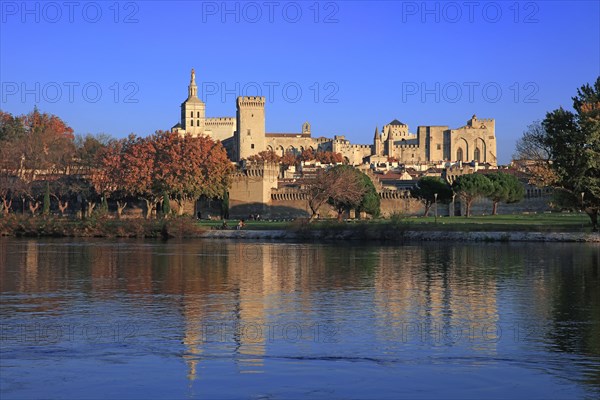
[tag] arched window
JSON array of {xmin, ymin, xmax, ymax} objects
[
  {"xmin": 191, "ymin": 120, "xmax": 194, "ymax": 126},
  {"xmin": 197, "ymin": 111, "xmax": 200, "ymax": 118},
  {"xmin": 474, "ymin": 148, "xmax": 481, "ymax": 162},
  {"xmin": 197, "ymin": 120, "xmax": 200, "ymax": 126},
  {"xmin": 456, "ymin": 148, "xmax": 463, "ymax": 161},
  {"xmin": 190, "ymin": 111, "xmax": 193, "ymax": 118}
]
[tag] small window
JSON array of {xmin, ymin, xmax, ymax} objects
[
  {"xmin": 191, "ymin": 120, "xmax": 194, "ymax": 126},
  {"xmin": 251, "ymin": 144, "xmax": 255, "ymax": 149},
  {"xmin": 197, "ymin": 120, "xmax": 200, "ymax": 126},
  {"xmin": 197, "ymin": 111, "xmax": 200, "ymax": 118},
  {"xmin": 247, "ymin": 129, "xmax": 251, "ymax": 136},
  {"xmin": 437, "ymin": 144, "xmax": 441, "ymax": 150},
  {"xmin": 190, "ymin": 111, "xmax": 193, "ymax": 118}
]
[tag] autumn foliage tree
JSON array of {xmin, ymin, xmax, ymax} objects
[
  {"xmin": 303, "ymin": 165, "xmax": 374, "ymax": 221},
  {"xmin": 315, "ymin": 151, "xmax": 343, "ymax": 165},
  {"xmin": 92, "ymin": 139, "xmax": 127, "ymax": 217},
  {"xmin": 0, "ymin": 108, "xmax": 76, "ymax": 214},
  {"xmin": 151, "ymin": 131, "xmax": 233, "ymax": 215},
  {"xmin": 247, "ymin": 150, "xmax": 282, "ymax": 163},
  {"xmin": 94, "ymin": 131, "xmax": 233, "ymax": 218},
  {"xmin": 281, "ymin": 150, "xmax": 298, "ymax": 167}
]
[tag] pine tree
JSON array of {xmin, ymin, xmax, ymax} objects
[{"xmin": 42, "ymin": 182, "xmax": 51, "ymax": 215}]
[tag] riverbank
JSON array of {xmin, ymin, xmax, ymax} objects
[
  {"xmin": 200, "ymin": 229, "xmax": 600, "ymax": 242},
  {"xmin": 0, "ymin": 214, "xmax": 597, "ymax": 242}
]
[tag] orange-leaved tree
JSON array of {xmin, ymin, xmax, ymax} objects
[{"xmin": 151, "ymin": 131, "xmax": 233, "ymax": 216}]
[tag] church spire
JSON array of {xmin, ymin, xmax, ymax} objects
[
  {"xmin": 188, "ymin": 68, "xmax": 198, "ymax": 99},
  {"xmin": 374, "ymin": 126, "xmax": 380, "ymax": 140}
]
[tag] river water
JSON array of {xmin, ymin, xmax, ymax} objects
[{"xmin": 1, "ymin": 238, "xmax": 599, "ymax": 399}]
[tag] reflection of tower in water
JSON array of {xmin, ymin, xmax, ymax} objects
[
  {"xmin": 176, "ymin": 241, "xmax": 323, "ymax": 379},
  {"xmin": 374, "ymin": 245, "xmax": 499, "ymax": 352}
]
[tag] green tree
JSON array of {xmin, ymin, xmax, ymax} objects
[
  {"xmin": 486, "ymin": 172, "xmax": 525, "ymax": 215},
  {"xmin": 411, "ymin": 176, "xmax": 453, "ymax": 217},
  {"xmin": 541, "ymin": 77, "xmax": 600, "ymax": 230},
  {"xmin": 162, "ymin": 191, "xmax": 171, "ymax": 217},
  {"xmin": 42, "ymin": 182, "xmax": 50, "ymax": 215},
  {"xmin": 452, "ymin": 173, "xmax": 494, "ymax": 217},
  {"xmin": 0, "ymin": 111, "xmax": 26, "ymax": 142},
  {"xmin": 101, "ymin": 195, "xmax": 109, "ymax": 213},
  {"xmin": 357, "ymin": 171, "xmax": 380, "ymax": 218},
  {"xmin": 221, "ymin": 190, "xmax": 229, "ymax": 219}
]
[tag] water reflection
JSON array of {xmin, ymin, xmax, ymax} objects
[{"xmin": 0, "ymin": 238, "xmax": 598, "ymax": 398}]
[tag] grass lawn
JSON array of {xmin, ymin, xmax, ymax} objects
[{"xmin": 196, "ymin": 213, "xmax": 593, "ymax": 233}]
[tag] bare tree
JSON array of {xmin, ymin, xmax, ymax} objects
[
  {"xmin": 513, "ymin": 121, "xmax": 558, "ymax": 187},
  {"xmin": 303, "ymin": 167, "xmax": 366, "ymax": 221}
]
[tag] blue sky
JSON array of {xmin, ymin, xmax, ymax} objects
[{"xmin": 1, "ymin": 1, "xmax": 599, "ymax": 164}]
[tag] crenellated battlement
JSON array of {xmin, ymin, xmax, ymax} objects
[
  {"xmin": 205, "ymin": 117, "xmax": 235, "ymax": 126},
  {"xmin": 379, "ymin": 188, "xmax": 411, "ymax": 199},
  {"xmin": 237, "ymin": 96, "xmax": 266, "ymax": 107},
  {"xmin": 468, "ymin": 115, "xmax": 494, "ymax": 126},
  {"xmin": 241, "ymin": 161, "xmax": 279, "ymax": 177}
]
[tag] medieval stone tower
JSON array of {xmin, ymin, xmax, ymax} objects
[
  {"xmin": 180, "ymin": 69, "xmax": 206, "ymax": 136},
  {"xmin": 235, "ymin": 96, "xmax": 266, "ymax": 161}
]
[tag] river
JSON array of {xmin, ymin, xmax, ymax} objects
[{"xmin": 1, "ymin": 238, "xmax": 598, "ymax": 399}]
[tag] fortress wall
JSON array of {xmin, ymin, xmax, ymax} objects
[
  {"xmin": 205, "ymin": 117, "xmax": 236, "ymax": 141},
  {"xmin": 461, "ymin": 194, "xmax": 553, "ymax": 216},
  {"xmin": 380, "ymin": 197, "xmax": 427, "ymax": 217}
]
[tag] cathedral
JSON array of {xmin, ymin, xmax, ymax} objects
[{"xmin": 172, "ymin": 69, "xmax": 497, "ymax": 167}]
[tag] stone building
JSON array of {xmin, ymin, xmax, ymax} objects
[
  {"xmin": 172, "ymin": 69, "xmax": 497, "ymax": 167},
  {"xmin": 169, "ymin": 69, "xmax": 509, "ymax": 218}
]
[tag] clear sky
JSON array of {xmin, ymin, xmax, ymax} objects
[{"xmin": 1, "ymin": 1, "xmax": 599, "ymax": 164}]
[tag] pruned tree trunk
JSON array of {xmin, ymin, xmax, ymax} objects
[
  {"xmin": 492, "ymin": 201, "xmax": 499, "ymax": 216},
  {"xmin": 29, "ymin": 201, "xmax": 40, "ymax": 216},
  {"xmin": 116, "ymin": 201, "xmax": 127, "ymax": 219},
  {"xmin": 143, "ymin": 199, "xmax": 154, "ymax": 219},
  {"xmin": 175, "ymin": 199, "xmax": 186, "ymax": 216},
  {"xmin": 307, "ymin": 193, "xmax": 329, "ymax": 223},
  {"xmin": 465, "ymin": 199, "xmax": 473, "ymax": 217},
  {"xmin": 2, "ymin": 198, "xmax": 12, "ymax": 215},
  {"xmin": 86, "ymin": 201, "xmax": 96, "ymax": 218},
  {"xmin": 423, "ymin": 203, "xmax": 431, "ymax": 217},
  {"xmin": 51, "ymin": 195, "xmax": 69, "ymax": 217},
  {"xmin": 58, "ymin": 200, "xmax": 68, "ymax": 216}
]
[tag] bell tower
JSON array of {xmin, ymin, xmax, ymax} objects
[
  {"xmin": 180, "ymin": 68, "xmax": 205, "ymax": 136},
  {"xmin": 372, "ymin": 126, "xmax": 382, "ymax": 156}
]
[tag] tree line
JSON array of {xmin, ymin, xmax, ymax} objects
[
  {"xmin": 411, "ymin": 173, "xmax": 525, "ymax": 217},
  {"xmin": 0, "ymin": 108, "xmax": 232, "ymax": 218},
  {"xmin": 247, "ymin": 148, "xmax": 345, "ymax": 166}
]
